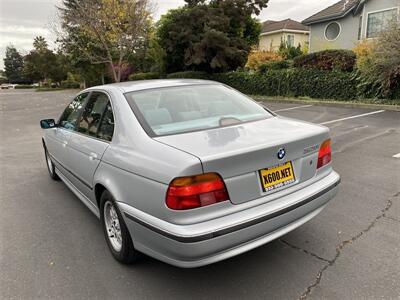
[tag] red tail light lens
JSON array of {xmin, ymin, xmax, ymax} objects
[
  {"xmin": 317, "ymin": 139, "xmax": 332, "ymax": 169},
  {"xmin": 166, "ymin": 173, "xmax": 230, "ymax": 210}
]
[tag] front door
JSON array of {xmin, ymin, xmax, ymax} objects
[
  {"xmin": 46, "ymin": 92, "xmax": 89, "ymax": 173},
  {"xmin": 65, "ymin": 91, "xmax": 115, "ymax": 202}
]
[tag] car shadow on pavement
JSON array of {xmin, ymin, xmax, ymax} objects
[{"xmin": 116, "ymin": 238, "xmax": 322, "ymax": 299}]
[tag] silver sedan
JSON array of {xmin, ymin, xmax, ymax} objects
[{"xmin": 40, "ymin": 80, "xmax": 340, "ymax": 268}]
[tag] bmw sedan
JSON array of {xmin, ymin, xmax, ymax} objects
[{"xmin": 40, "ymin": 80, "xmax": 340, "ymax": 268}]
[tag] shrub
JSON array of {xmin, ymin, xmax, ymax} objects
[
  {"xmin": 166, "ymin": 71, "xmax": 211, "ymax": 79},
  {"xmin": 294, "ymin": 49, "xmax": 356, "ymax": 72},
  {"xmin": 245, "ymin": 50, "xmax": 283, "ymax": 71},
  {"xmin": 278, "ymin": 42, "xmax": 303, "ymax": 60},
  {"xmin": 15, "ymin": 85, "xmax": 34, "ymax": 89},
  {"xmin": 60, "ymin": 81, "xmax": 80, "ymax": 89},
  {"xmin": 354, "ymin": 21, "xmax": 400, "ymax": 99},
  {"xmin": 353, "ymin": 40, "xmax": 374, "ymax": 69},
  {"xmin": 128, "ymin": 72, "xmax": 160, "ymax": 81},
  {"xmin": 258, "ymin": 60, "xmax": 292, "ymax": 72}
]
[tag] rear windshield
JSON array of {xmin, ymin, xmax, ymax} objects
[{"xmin": 125, "ymin": 84, "xmax": 272, "ymax": 136}]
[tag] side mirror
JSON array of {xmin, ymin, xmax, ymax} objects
[{"xmin": 40, "ymin": 119, "xmax": 57, "ymax": 129}]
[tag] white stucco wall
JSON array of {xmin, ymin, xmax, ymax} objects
[{"xmin": 259, "ymin": 32, "xmax": 309, "ymax": 51}]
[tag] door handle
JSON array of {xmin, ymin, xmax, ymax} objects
[
  {"xmin": 62, "ymin": 141, "xmax": 68, "ymax": 147},
  {"xmin": 89, "ymin": 152, "xmax": 98, "ymax": 161}
]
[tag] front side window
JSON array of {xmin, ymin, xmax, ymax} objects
[
  {"xmin": 59, "ymin": 93, "xmax": 89, "ymax": 131},
  {"xmin": 78, "ymin": 92, "xmax": 110, "ymax": 138},
  {"xmin": 367, "ymin": 8, "xmax": 397, "ymax": 38},
  {"xmin": 125, "ymin": 84, "xmax": 272, "ymax": 136}
]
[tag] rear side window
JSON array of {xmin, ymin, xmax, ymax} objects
[
  {"xmin": 125, "ymin": 84, "xmax": 272, "ymax": 136},
  {"xmin": 59, "ymin": 93, "xmax": 89, "ymax": 130},
  {"xmin": 78, "ymin": 92, "xmax": 109, "ymax": 137},
  {"xmin": 97, "ymin": 102, "xmax": 114, "ymax": 142}
]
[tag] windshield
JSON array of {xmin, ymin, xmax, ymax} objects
[{"xmin": 125, "ymin": 84, "xmax": 272, "ymax": 136}]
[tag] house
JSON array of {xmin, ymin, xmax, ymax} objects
[
  {"xmin": 303, "ymin": 0, "xmax": 400, "ymax": 52},
  {"xmin": 259, "ymin": 19, "xmax": 310, "ymax": 51}
]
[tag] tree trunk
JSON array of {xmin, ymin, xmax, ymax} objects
[
  {"xmin": 109, "ymin": 62, "xmax": 119, "ymax": 82},
  {"xmin": 117, "ymin": 64, "xmax": 122, "ymax": 82}
]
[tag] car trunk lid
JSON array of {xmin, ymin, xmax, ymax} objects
[{"xmin": 155, "ymin": 117, "xmax": 329, "ymax": 204}]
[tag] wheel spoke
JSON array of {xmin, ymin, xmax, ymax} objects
[{"xmin": 104, "ymin": 201, "xmax": 123, "ymax": 252}]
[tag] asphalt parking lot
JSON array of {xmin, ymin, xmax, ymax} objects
[{"xmin": 1, "ymin": 89, "xmax": 399, "ymax": 300}]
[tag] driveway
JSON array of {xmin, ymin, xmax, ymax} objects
[{"xmin": 1, "ymin": 89, "xmax": 399, "ymax": 299}]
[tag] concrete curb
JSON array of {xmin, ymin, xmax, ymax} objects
[{"xmin": 253, "ymin": 97, "xmax": 400, "ymax": 112}]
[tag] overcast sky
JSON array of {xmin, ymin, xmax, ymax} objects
[{"xmin": 0, "ymin": 0, "xmax": 339, "ymax": 69}]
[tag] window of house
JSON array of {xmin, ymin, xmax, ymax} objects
[
  {"xmin": 325, "ymin": 22, "xmax": 341, "ymax": 41},
  {"xmin": 367, "ymin": 8, "xmax": 398, "ymax": 38},
  {"xmin": 287, "ymin": 35, "xmax": 295, "ymax": 47},
  {"xmin": 358, "ymin": 16, "xmax": 363, "ymax": 40}
]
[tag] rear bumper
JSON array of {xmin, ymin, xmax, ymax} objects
[{"xmin": 119, "ymin": 171, "xmax": 340, "ymax": 268}]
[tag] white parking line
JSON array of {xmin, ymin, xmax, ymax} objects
[
  {"xmin": 319, "ymin": 110, "xmax": 385, "ymax": 125},
  {"xmin": 393, "ymin": 153, "xmax": 400, "ymax": 158},
  {"xmin": 274, "ymin": 105, "xmax": 313, "ymax": 112}
]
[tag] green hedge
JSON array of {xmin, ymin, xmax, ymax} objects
[
  {"xmin": 167, "ymin": 70, "xmax": 358, "ymax": 100},
  {"xmin": 258, "ymin": 60, "xmax": 292, "ymax": 73},
  {"xmin": 61, "ymin": 81, "xmax": 80, "ymax": 89},
  {"xmin": 167, "ymin": 71, "xmax": 210, "ymax": 79},
  {"xmin": 129, "ymin": 72, "xmax": 161, "ymax": 81},
  {"xmin": 15, "ymin": 85, "xmax": 34, "ymax": 89},
  {"xmin": 294, "ymin": 50, "xmax": 356, "ymax": 72}
]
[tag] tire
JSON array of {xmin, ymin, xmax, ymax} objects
[
  {"xmin": 100, "ymin": 190, "xmax": 139, "ymax": 264},
  {"xmin": 44, "ymin": 146, "xmax": 60, "ymax": 180}
]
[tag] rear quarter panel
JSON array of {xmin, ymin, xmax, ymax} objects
[
  {"xmin": 94, "ymin": 141, "xmax": 204, "ymax": 221},
  {"xmin": 91, "ymin": 86, "xmax": 204, "ymax": 221}
]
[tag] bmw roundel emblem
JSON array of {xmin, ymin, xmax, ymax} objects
[{"xmin": 277, "ymin": 148, "xmax": 286, "ymax": 160}]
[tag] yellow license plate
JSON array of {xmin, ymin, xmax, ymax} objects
[{"xmin": 259, "ymin": 162, "xmax": 295, "ymax": 192}]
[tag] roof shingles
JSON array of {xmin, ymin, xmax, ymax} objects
[
  {"xmin": 302, "ymin": 0, "xmax": 360, "ymax": 25},
  {"xmin": 261, "ymin": 19, "xmax": 309, "ymax": 34}
]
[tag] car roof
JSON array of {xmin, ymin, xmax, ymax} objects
[{"xmin": 89, "ymin": 79, "xmax": 221, "ymax": 94}]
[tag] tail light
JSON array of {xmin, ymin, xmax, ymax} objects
[
  {"xmin": 317, "ymin": 139, "xmax": 332, "ymax": 169},
  {"xmin": 166, "ymin": 173, "xmax": 230, "ymax": 210}
]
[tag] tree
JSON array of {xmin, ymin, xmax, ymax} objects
[
  {"xmin": 3, "ymin": 46, "xmax": 24, "ymax": 83},
  {"xmin": 157, "ymin": 0, "xmax": 267, "ymax": 73},
  {"xmin": 145, "ymin": 35, "xmax": 166, "ymax": 73},
  {"xmin": 0, "ymin": 70, "xmax": 7, "ymax": 84},
  {"xmin": 23, "ymin": 36, "xmax": 68, "ymax": 84},
  {"xmin": 58, "ymin": 0, "xmax": 153, "ymax": 82},
  {"xmin": 56, "ymin": 12, "xmax": 108, "ymax": 86},
  {"xmin": 33, "ymin": 36, "xmax": 49, "ymax": 52}
]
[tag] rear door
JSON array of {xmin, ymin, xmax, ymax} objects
[
  {"xmin": 65, "ymin": 91, "xmax": 115, "ymax": 200},
  {"xmin": 45, "ymin": 92, "xmax": 89, "ymax": 173}
]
